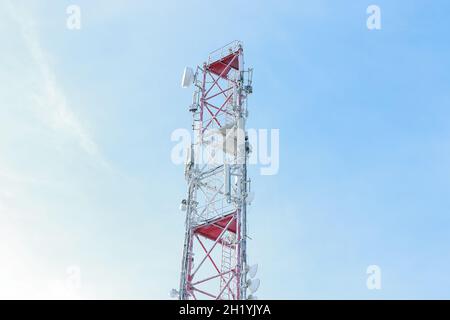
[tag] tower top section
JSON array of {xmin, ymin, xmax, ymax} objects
[{"xmin": 207, "ymin": 40, "xmax": 243, "ymax": 73}]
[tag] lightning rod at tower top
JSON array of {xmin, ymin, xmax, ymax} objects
[{"xmin": 171, "ymin": 41, "xmax": 259, "ymax": 300}]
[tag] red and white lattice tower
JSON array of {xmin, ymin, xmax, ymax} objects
[{"xmin": 177, "ymin": 41, "xmax": 257, "ymax": 300}]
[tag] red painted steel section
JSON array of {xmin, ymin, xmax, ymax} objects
[
  {"xmin": 207, "ymin": 52, "xmax": 240, "ymax": 78},
  {"xmin": 194, "ymin": 213, "xmax": 237, "ymax": 241}
]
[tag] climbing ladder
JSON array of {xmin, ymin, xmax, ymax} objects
[{"xmin": 220, "ymin": 232, "xmax": 237, "ymax": 299}]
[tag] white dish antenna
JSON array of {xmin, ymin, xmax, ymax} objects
[
  {"xmin": 181, "ymin": 67, "xmax": 194, "ymax": 88},
  {"xmin": 246, "ymin": 264, "xmax": 258, "ymax": 278},
  {"xmin": 247, "ymin": 278, "xmax": 260, "ymax": 294}
]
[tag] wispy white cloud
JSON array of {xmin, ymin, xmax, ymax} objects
[
  {"xmin": 0, "ymin": 2, "xmax": 117, "ymax": 299},
  {"xmin": 5, "ymin": 1, "xmax": 105, "ymax": 162}
]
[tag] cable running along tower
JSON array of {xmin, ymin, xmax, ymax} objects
[{"xmin": 176, "ymin": 41, "xmax": 259, "ymax": 300}]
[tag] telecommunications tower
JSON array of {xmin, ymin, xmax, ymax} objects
[{"xmin": 173, "ymin": 41, "xmax": 259, "ymax": 300}]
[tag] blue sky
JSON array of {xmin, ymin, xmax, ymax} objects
[{"xmin": 1, "ymin": 0, "xmax": 450, "ymax": 299}]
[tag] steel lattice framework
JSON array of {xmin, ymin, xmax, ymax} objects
[{"xmin": 178, "ymin": 41, "xmax": 253, "ymax": 300}]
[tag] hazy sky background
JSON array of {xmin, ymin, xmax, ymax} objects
[{"xmin": 1, "ymin": 0, "xmax": 450, "ymax": 299}]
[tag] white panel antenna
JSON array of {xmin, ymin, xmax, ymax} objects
[{"xmin": 181, "ymin": 67, "xmax": 194, "ymax": 88}]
